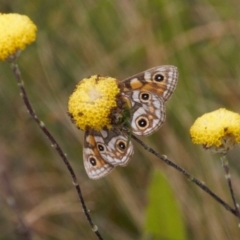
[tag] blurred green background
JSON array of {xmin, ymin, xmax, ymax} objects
[{"xmin": 1, "ymin": 0, "xmax": 240, "ymax": 239}]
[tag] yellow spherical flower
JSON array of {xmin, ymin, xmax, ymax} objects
[
  {"xmin": 68, "ymin": 75, "xmax": 120, "ymax": 131},
  {"xmin": 190, "ymin": 108, "xmax": 240, "ymax": 153},
  {"xmin": 0, "ymin": 13, "xmax": 37, "ymax": 61}
]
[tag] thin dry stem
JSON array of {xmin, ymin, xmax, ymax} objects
[
  {"xmin": 10, "ymin": 60, "xmax": 103, "ymax": 240},
  {"xmin": 132, "ymin": 135, "xmax": 238, "ymax": 218},
  {"xmin": 221, "ymin": 155, "xmax": 240, "ymax": 221}
]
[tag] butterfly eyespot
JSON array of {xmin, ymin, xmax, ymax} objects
[
  {"xmin": 140, "ymin": 92, "xmax": 150, "ymax": 102},
  {"xmin": 153, "ymin": 73, "xmax": 164, "ymax": 82},
  {"xmin": 136, "ymin": 116, "xmax": 149, "ymax": 129},
  {"xmin": 97, "ymin": 143, "xmax": 105, "ymax": 152},
  {"xmin": 116, "ymin": 139, "xmax": 126, "ymax": 153},
  {"xmin": 89, "ymin": 157, "xmax": 97, "ymax": 166}
]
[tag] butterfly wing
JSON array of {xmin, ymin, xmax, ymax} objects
[
  {"xmin": 83, "ymin": 128, "xmax": 134, "ymax": 179},
  {"xmin": 125, "ymin": 90, "xmax": 166, "ymax": 135},
  {"xmin": 122, "ymin": 65, "xmax": 178, "ymax": 136},
  {"xmin": 83, "ymin": 131, "xmax": 114, "ymax": 179}
]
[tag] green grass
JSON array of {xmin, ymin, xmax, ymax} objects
[{"xmin": 1, "ymin": 0, "xmax": 240, "ymax": 239}]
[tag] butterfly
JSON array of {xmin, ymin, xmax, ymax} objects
[{"xmin": 83, "ymin": 65, "xmax": 178, "ymax": 179}]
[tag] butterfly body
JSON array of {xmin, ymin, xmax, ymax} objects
[{"xmin": 83, "ymin": 65, "xmax": 178, "ymax": 179}]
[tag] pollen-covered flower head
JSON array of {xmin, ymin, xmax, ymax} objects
[
  {"xmin": 0, "ymin": 13, "xmax": 37, "ymax": 61},
  {"xmin": 68, "ymin": 75, "xmax": 120, "ymax": 131},
  {"xmin": 190, "ymin": 108, "xmax": 240, "ymax": 153}
]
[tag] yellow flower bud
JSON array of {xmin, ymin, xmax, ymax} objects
[
  {"xmin": 68, "ymin": 75, "xmax": 120, "ymax": 131},
  {"xmin": 0, "ymin": 13, "xmax": 37, "ymax": 61},
  {"xmin": 190, "ymin": 108, "xmax": 240, "ymax": 153}
]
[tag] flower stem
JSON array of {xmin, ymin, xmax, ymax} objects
[
  {"xmin": 221, "ymin": 155, "xmax": 240, "ymax": 222},
  {"xmin": 10, "ymin": 61, "xmax": 104, "ymax": 240},
  {"xmin": 132, "ymin": 135, "xmax": 238, "ymax": 218}
]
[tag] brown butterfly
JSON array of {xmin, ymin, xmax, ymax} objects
[{"xmin": 83, "ymin": 65, "xmax": 178, "ymax": 179}]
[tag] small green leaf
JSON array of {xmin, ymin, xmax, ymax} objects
[{"xmin": 143, "ymin": 170, "xmax": 187, "ymax": 240}]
